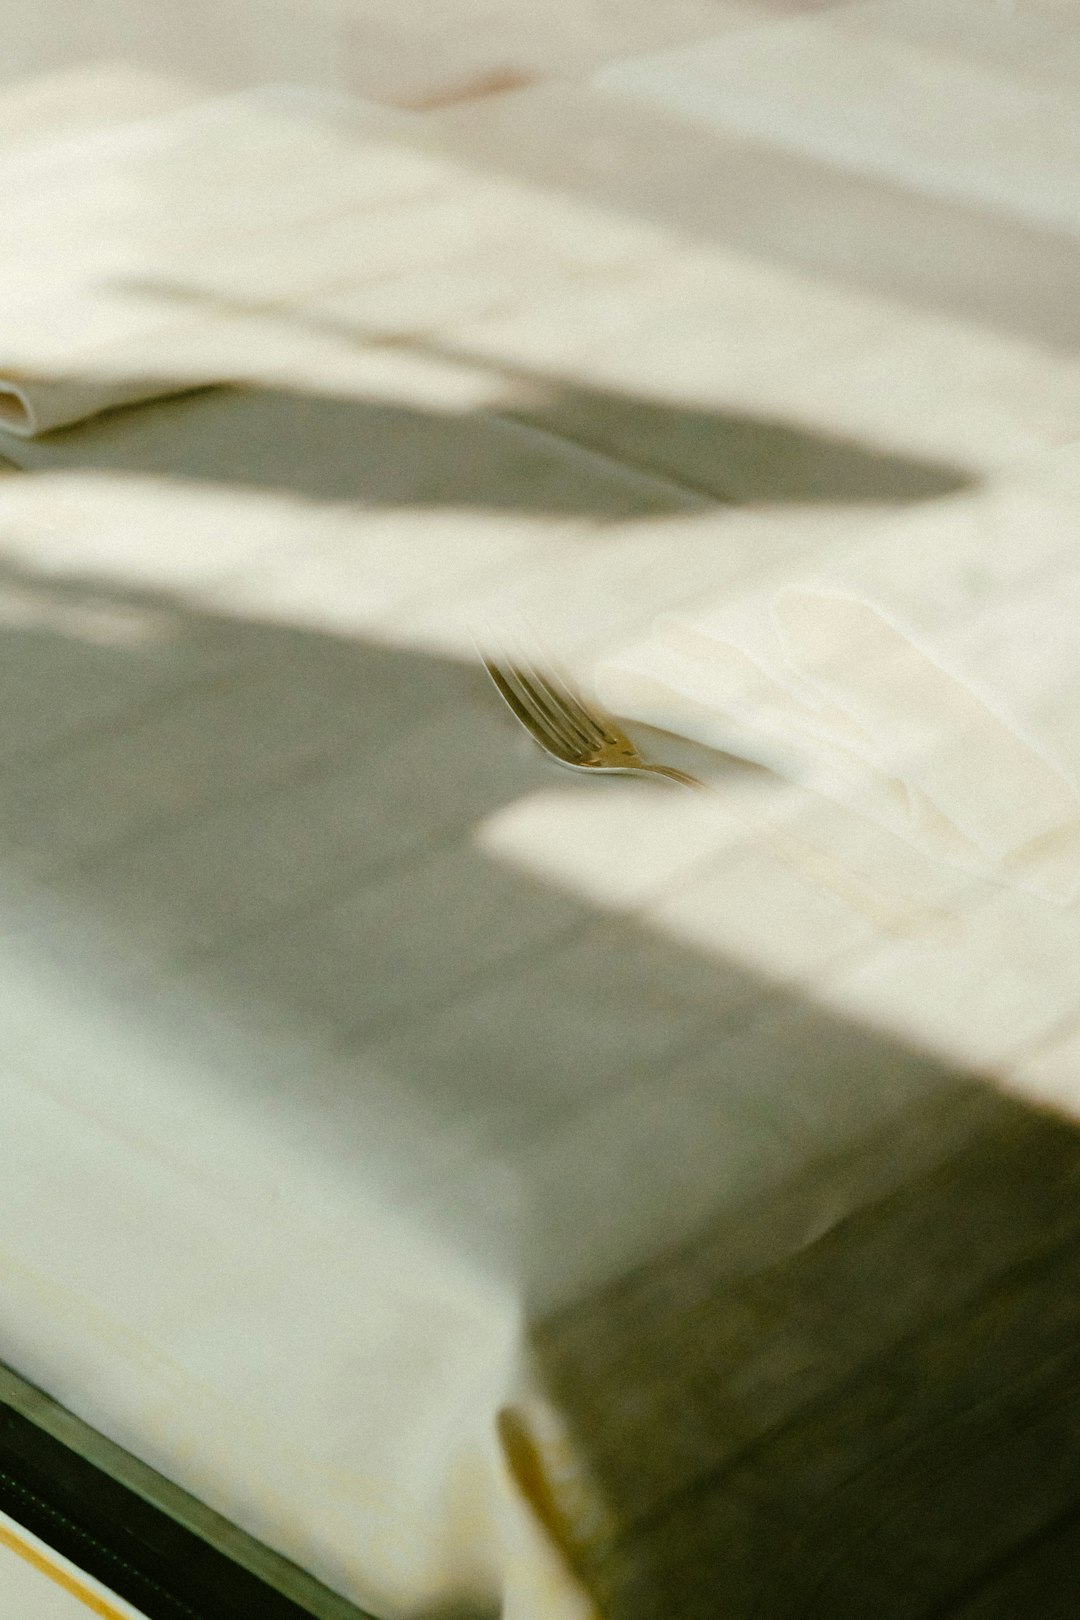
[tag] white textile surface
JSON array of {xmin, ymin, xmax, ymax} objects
[
  {"xmin": 600, "ymin": 447, "xmax": 1080, "ymax": 903},
  {"xmin": 0, "ymin": 82, "xmax": 422, "ymax": 441},
  {"xmin": 3, "ymin": 41, "xmax": 1080, "ymax": 1620}
]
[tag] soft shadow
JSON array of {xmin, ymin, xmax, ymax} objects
[
  {"xmin": 14, "ymin": 383, "xmax": 690, "ymax": 518},
  {"xmin": 527, "ymin": 1080, "xmax": 1080, "ymax": 1619},
  {"xmin": 13, "ymin": 373, "xmax": 974, "ymax": 512},
  {"xmin": 409, "ymin": 1606, "xmax": 500, "ymax": 1620},
  {"xmin": 22, "ymin": 283, "xmax": 978, "ymax": 512},
  {"xmin": 418, "ymin": 92, "xmax": 1080, "ymax": 359},
  {"xmin": 0, "ymin": 562, "xmax": 1074, "ymax": 1620},
  {"xmin": 505, "ymin": 372, "xmax": 973, "ymax": 504}
]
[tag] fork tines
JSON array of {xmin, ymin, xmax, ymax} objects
[{"xmin": 483, "ymin": 651, "xmax": 604, "ymax": 764}]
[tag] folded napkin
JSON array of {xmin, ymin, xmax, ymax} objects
[
  {"xmin": 598, "ymin": 446, "xmax": 1080, "ymax": 903},
  {"xmin": 0, "ymin": 369, "xmax": 196, "ymax": 440},
  {"xmin": 0, "ymin": 83, "xmax": 422, "ymax": 445},
  {"xmin": 0, "ymin": 101, "xmax": 225, "ymax": 440}
]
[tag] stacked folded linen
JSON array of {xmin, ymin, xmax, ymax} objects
[{"xmin": 600, "ymin": 445, "xmax": 1080, "ymax": 903}]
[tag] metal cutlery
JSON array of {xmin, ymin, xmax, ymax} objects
[{"xmin": 482, "ymin": 649, "xmax": 703, "ymax": 788}]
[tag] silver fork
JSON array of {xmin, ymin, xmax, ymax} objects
[{"xmin": 482, "ymin": 650, "xmax": 704, "ymax": 788}]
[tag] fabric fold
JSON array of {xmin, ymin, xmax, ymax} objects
[
  {"xmin": 0, "ymin": 371, "xmax": 205, "ymax": 439},
  {"xmin": 0, "ymin": 84, "xmax": 416, "ymax": 445},
  {"xmin": 598, "ymin": 447, "xmax": 1080, "ymax": 901}
]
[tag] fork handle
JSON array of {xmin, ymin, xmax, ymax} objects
[{"xmin": 636, "ymin": 763, "xmax": 706, "ymax": 789}]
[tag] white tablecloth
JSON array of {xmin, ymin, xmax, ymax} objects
[{"xmin": 3, "ymin": 32, "xmax": 1080, "ymax": 1619}]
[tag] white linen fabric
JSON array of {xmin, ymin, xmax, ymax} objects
[
  {"xmin": 0, "ymin": 371, "xmax": 197, "ymax": 440},
  {"xmin": 4, "ymin": 42, "xmax": 1080, "ymax": 1620},
  {"xmin": 0, "ymin": 81, "xmax": 611, "ymax": 1620},
  {"xmin": 599, "ymin": 446, "xmax": 1080, "ymax": 903},
  {"xmin": 0, "ymin": 110, "xmax": 223, "ymax": 438},
  {"xmin": 597, "ymin": 0, "xmax": 1080, "ymax": 238},
  {"xmin": 0, "ymin": 83, "xmax": 425, "ymax": 444}
]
